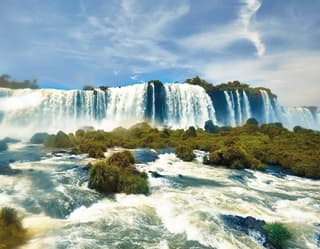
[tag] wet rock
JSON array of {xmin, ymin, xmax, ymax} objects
[
  {"xmin": 315, "ymin": 233, "xmax": 320, "ymax": 247},
  {"xmin": 2, "ymin": 137, "xmax": 20, "ymax": 144},
  {"xmin": 178, "ymin": 174, "xmax": 183, "ymax": 178},
  {"xmin": 83, "ymin": 162, "xmax": 93, "ymax": 170},
  {"xmin": 221, "ymin": 214, "xmax": 275, "ymax": 249},
  {"xmin": 149, "ymin": 171, "xmax": 164, "ymax": 178}
]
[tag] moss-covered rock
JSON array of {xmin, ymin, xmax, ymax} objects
[
  {"xmin": 207, "ymin": 146, "xmax": 265, "ymax": 170},
  {"xmin": 88, "ymin": 152, "xmax": 148, "ymax": 195},
  {"xmin": 175, "ymin": 146, "xmax": 196, "ymax": 161},
  {"xmin": 107, "ymin": 151, "xmax": 135, "ymax": 168},
  {"xmin": 0, "ymin": 207, "xmax": 28, "ymax": 249},
  {"xmin": 263, "ymin": 222, "xmax": 291, "ymax": 249}
]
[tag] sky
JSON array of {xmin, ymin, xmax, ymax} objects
[{"xmin": 0, "ymin": 0, "xmax": 320, "ymax": 106}]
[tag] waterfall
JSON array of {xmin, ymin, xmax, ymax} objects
[
  {"xmin": 242, "ymin": 90, "xmax": 251, "ymax": 121},
  {"xmin": 280, "ymin": 107, "xmax": 318, "ymax": 130},
  {"xmin": 224, "ymin": 91, "xmax": 236, "ymax": 126},
  {"xmin": 260, "ymin": 90, "xmax": 275, "ymax": 123},
  {"xmin": 106, "ymin": 84, "xmax": 147, "ymax": 124},
  {"xmin": 0, "ymin": 83, "xmax": 319, "ymax": 138},
  {"xmin": 236, "ymin": 90, "xmax": 243, "ymax": 125},
  {"xmin": 164, "ymin": 83, "xmax": 217, "ymax": 129}
]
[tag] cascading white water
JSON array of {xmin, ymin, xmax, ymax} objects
[
  {"xmin": 260, "ymin": 90, "xmax": 275, "ymax": 123},
  {"xmin": 242, "ymin": 90, "xmax": 252, "ymax": 121},
  {"xmin": 236, "ymin": 90, "xmax": 243, "ymax": 125},
  {"xmin": 164, "ymin": 84, "xmax": 217, "ymax": 129},
  {"xmin": 105, "ymin": 84, "xmax": 147, "ymax": 124},
  {"xmin": 224, "ymin": 91, "xmax": 236, "ymax": 126},
  {"xmin": 0, "ymin": 83, "xmax": 319, "ymax": 138},
  {"xmin": 280, "ymin": 107, "xmax": 318, "ymax": 130}
]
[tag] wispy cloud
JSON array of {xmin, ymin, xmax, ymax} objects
[{"xmin": 179, "ymin": 0, "xmax": 265, "ymax": 57}]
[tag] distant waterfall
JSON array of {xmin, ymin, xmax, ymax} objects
[
  {"xmin": 236, "ymin": 90, "xmax": 243, "ymax": 124},
  {"xmin": 242, "ymin": 90, "xmax": 251, "ymax": 121},
  {"xmin": 164, "ymin": 84, "xmax": 217, "ymax": 129},
  {"xmin": 0, "ymin": 83, "xmax": 319, "ymax": 138},
  {"xmin": 224, "ymin": 91, "xmax": 236, "ymax": 126},
  {"xmin": 260, "ymin": 90, "xmax": 275, "ymax": 123}
]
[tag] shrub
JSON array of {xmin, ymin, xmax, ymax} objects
[
  {"xmin": 263, "ymin": 222, "xmax": 291, "ymax": 249},
  {"xmin": 0, "ymin": 207, "xmax": 28, "ymax": 249},
  {"xmin": 107, "ymin": 151, "xmax": 135, "ymax": 168},
  {"xmin": 182, "ymin": 126, "xmax": 197, "ymax": 139},
  {"xmin": 207, "ymin": 146, "xmax": 264, "ymax": 169},
  {"xmin": 175, "ymin": 146, "xmax": 196, "ymax": 161},
  {"xmin": 30, "ymin": 132, "xmax": 49, "ymax": 144},
  {"xmin": 118, "ymin": 170, "xmax": 149, "ymax": 194},
  {"xmin": 88, "ymin": 162, "xmax": 119, "ymax": 193},
  {"xmin": 246, "ymin": 118, "xmax": 259, "ymax": 126},
  {"xmin": 44, "ymin": 131, "xmax": 72, "ymax": 148},
  {"xmin": 204, "ymin": 120, "xmax": 220, "ymax": 133},
  {"xmin": 83, "ymin": 85, "xmax": 94, "ymax": 91},
  {"xmin": 88, "ymin": 160, "xmax": 149, "ymax": 194}
]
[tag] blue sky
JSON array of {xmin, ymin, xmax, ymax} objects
[{"xmin": 0, "ymin": 0, "xmax": 320, "ymax": 106}]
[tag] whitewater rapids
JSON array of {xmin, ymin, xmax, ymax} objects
[{"xmin": 0, "ymin": 144, "xmax": 319, "ymax": 249}]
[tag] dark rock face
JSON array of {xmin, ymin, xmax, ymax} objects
[
  {"xmin": 315, "ymin": 233, "xmax": 320, "ymax": 247},
  {"xmin": 149, "ymin": 171, "xmax": 164, "ymax": 178},
  {"xmin": 221, "ymin": 215, "xmax": 275, "ymax": 249}
]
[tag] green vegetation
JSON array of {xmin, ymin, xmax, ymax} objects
[
  {"xmin": 107, "ymin": 150, "xmax": 135, "ymax": 168},
  {"xmin": 175, "ymin": 146, "xmax": 196, "ymax": 161},
  {"xmin": 184, "ymin": 76, "xmax": 276, "ymax": 97},
  {"xmin": 0, "ymin": 207, "xmax": 28, "ymax": 249},
  {"xmin": 83, "ymin": 85, "xmax": 95, "ymax": 91},
  {"xmin": 263, "ymin": 222, "xmax": 291, "ymax": 249},
  {"xmin": 30, "ymin": 132, "xmax": 49, "ymax": 144},
  {"xmin": 40, "ymin": 119, "xmax": 320, "ymax": 179},
  {"xmin": 44, "ymin": 131, "xmax": 72, "ymax": 148},
  {"xmin": 0, "ymin": 74, "xmax": 38, "ymax": 89},
  {"xmin": 88, "ymin": 151, "xmax": 149, "ymax": 194}
]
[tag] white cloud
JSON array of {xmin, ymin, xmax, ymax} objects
[
  {"xmin": 200, "ymin": 50, "xmax": 320, "ymax": 106},
  {"xmin": 179, "ymin": 0, "xmax": 265, "ymax": 57}
]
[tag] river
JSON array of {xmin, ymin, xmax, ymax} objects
[{"xmin": 0, "ymin": 143, "xmax": 319, "ymax": 249}]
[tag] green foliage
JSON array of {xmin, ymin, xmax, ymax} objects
[
  {"xmin": 204, "ymin": 120, "xmax": 220, "ymax": 133},
  {"xmin": 41, "ymin": 120, "xmax": 320, "ymax": 179},
  {"xmin": 207, "ymin": 145, "xmax": 265, "ymax": 170},
  {"xmin": 30, "ymin": 132, "xmax": 49, "ymax": 144},
  {"xmin": 0, "ymin": 74, "xmax": 38, "ymax": 89},
  {"xmin": 175, "ymin": 146, "xmax": 196, "ymax": 161},
  {"xmin": 44, "ymin": 131, "xmax": 72, "ymax": 148},
  {"xmin": 88, "ymin": 162, "xmax": 119, "ymax": 193},
  {"xmin": 182, "ymin": 126, "xmax": 197, "ymax": 139},
  {"xmin": 88, "ymin": 157, "xmax": 149, "ymax": 195},
  {"xmin": 107, "ymin": 151, "xmax": 135, "ymax": 168},
  {"xmin": 0, "ymin": 207, "xmax": 28, "ymax": 249},
  {"xmin": 184, "ymin": 76, "xmax": 214, "ymax": 91},
  {"xmin": 99, "ymin": 85, "xmax": 108, "ymax": 91},
  {"xmin": 184, "ymin": 76, "xmax": 276, "ymax": 97},
  {"xmin": 263, "ymin": 222, "xmax": 291, "ymax": 249},
  {"xmin": 246, "ymin": 118, "xmax": 259, "ymax": 126},
  {"xmin": 83, "ymin": 85, "xmax": 95, "ymax": 91}
]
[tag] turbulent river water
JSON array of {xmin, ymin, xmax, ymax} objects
[{"xmin": 0, "ymin": 143, "xmax": 319, "ymax": 249}]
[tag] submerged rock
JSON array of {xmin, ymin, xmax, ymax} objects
[{"xmin": 221, "ymin": 214, "xmax": 275, "ymax": 249}]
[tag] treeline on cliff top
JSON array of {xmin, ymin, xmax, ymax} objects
[{"xmin": 32, "ymin": 119, "xmax": 320, "ymax": 180}]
